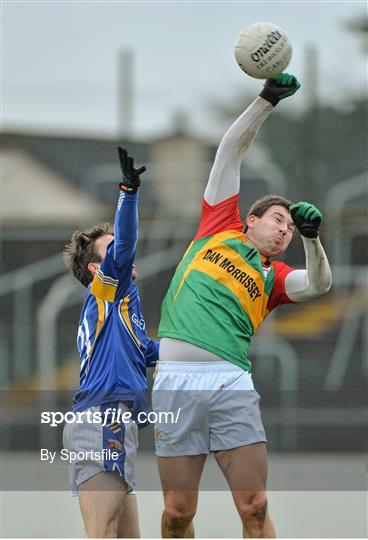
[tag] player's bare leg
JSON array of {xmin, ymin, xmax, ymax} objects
[
  {"xmin": 214, "ymin": 443, "xmax": 276, "ymax": 538},
  {"xmin": 78, "ymin": 471, "xmax": 130, "ymax": 538},
  {"xmin": 117, "ymin": 492, "xmax": 141, "ymax": 538},
  {"xmin": 157, "ymin": 454, "xmax": 207, "ymax": 538}
]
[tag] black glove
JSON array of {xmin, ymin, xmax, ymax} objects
[
  {"xmin": 289, "ymin": 202, "xmax": 322, "ymax": 238},
  {"xmin": 259, "ymin": 72, "xmax": 301, "ymax": 107},
  {"xmin": 117, "ymin": 147, "xmax": 146, "ymax": 194}
]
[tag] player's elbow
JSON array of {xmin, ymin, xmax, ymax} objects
[
  {"xmin": 317, "ymin": 267, "xmax": 332, "ymax": 294},
  {"xmin": 307, "ymin": 259, "xmax": 332, "ymax": 298},
  {"xmin": 289, "ymin": 277, "xmax": 331, "ymax": 302},
  {"xmin": 324, "ymin": 272, "xmax": 332, "ymax": 293},
  {"xmin": 215, "ymin": 133, "xmax": 242, "ymax": 161},
  {"xmin": 308, "ymin": 274, "xmax": 332, "ymax": 299}
]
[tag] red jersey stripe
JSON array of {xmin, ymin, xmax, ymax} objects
[
  {"xmin": 267, "ymin": 260, "xmax": 294, "ymax": 311},
  {"xmin": 194, "ymin": 194, "xmax": 243, "ymax": 241}
]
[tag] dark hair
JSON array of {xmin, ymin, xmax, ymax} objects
[
  {"xmin": 63, "ymin": 223, "xmax": 113, "ymax": 287},
  {"xmin": 243, "ymin": 194, "xmax": 292, "ymax": 232}
]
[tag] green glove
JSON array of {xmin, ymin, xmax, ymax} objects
[
  {"xmin": 259, "ymin": 72, "xmax": 301, "ymax": 106},
  {"xmin": 290, "ymin": 202, "xmax": 322, "ymax": 238}
]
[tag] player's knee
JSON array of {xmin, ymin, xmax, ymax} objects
[
  {"xmin": 238, "ymin": 492, "xmax": 268, "ymax": 527},
  {"xmin": 163, "ymin": 504, "xmax": 196, "ymax": 531}
]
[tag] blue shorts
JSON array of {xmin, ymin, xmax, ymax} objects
[{"xmin": 62, "ymin": 401, "xmax": 138, "ymax": 495}]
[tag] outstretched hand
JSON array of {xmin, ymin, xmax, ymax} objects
[
  {"xmin": 118, "ymin": 147, "xmax": 146, "ymax": 194},
  {"xmin": 259, "ymin": 72, "xmax": 301, "ymax": 107}
]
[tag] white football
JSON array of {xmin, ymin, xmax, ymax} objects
[{"xmin": 234, "ymin": 22, "xmax": 292, "ymax": 79}]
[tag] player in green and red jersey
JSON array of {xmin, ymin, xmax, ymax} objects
[{"xmin": 152, "ymin": 73, "xmax": 332, "ymax": 538}]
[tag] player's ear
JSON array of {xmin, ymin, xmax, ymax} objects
[
  {"xmin": 246, "ymin": 214, "xmax": 258, "ymax": 230},
  {"xmin": 87, "ymin": 262, "xmax": 99, "ymax": 277}
]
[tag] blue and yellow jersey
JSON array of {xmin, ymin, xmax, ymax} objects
[{"xmin": 73, "ymin": 191, "xmax": 159, "ymax": 423}]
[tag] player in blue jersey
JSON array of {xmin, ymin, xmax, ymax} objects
[{"xmin": 63, "ymin": 148, "xmax": 158, "ymax": 538}]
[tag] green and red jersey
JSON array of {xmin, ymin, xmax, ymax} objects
[{"xmin": 158, "ymin": 194, "xmax": 294, "ymax": 372}]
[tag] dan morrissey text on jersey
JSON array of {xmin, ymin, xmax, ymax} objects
[{"xmin": 202, "ymin": 249, "xmax": 262, "ymax": 301}]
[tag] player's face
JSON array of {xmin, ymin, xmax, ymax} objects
[
  {"xmin": 246, "ymin": 205, "xmax": 295, "ymax": 258},
  {"xmin": 95, "ymin": 234, "xmax": 114, "ymax": 260},
  {"xmin": 93, "ymin": 235, "xmax": 137, "ymax": 280}
]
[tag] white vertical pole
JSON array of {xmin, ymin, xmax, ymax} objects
[{"xmin": 118, "ymin": 48, "xmax": 134, "ymax": 139}]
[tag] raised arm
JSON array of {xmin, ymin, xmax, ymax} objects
[
  {"xmin": 113, "ymin": 147, "xmax": 146, "ymax": 264},
  {"xmin": 204, "ymin": 98, "xmax": 273, "ymax": 205},
  {"xmin": 91, "ymin": 149, "xmax": 146, "ymax": 302},
  {"xmin": 204, "ymin": 73, "xmax": 301, "ymax": 206},
  {"xmin": 285, "ymin": 202, "xmax": 332, "ymax": 302},
  {"xmin": 112, "ymin": 190, "xmax": 138, "ymax": 267}
]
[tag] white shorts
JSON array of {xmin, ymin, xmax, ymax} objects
[{"xmin": 152, "ymin": 361, "xmax": 266, "ymax": 456}]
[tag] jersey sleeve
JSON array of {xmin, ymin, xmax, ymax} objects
[
  {"xmin": 193, "ymin": 194, "xmax": 243, "ymax": 241},
  {"xmin": 91, "ymin": 191, "xmax": 138, "ymax": 303},
  {"xmin": 144, "ymin": 338, "xmax": 159, "ymax": 368},
  {"xmin": 267, "ymin": 260, "xmax": 295, "ymax": 312}
]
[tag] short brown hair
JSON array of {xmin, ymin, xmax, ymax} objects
[
  {"xmin": 63, "ymin": 223, "xmax": 113, "ymax": 287},
  {"xmin": 243, "ymin": 194, "xmax": 292, "ymax": 232}
]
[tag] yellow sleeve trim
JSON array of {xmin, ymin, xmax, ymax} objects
[
  {"xmin": 120, "ymin": 296, "xmax": 141, "ymax": 347},
  {"xmin": 95, "ymin": 298, "xmax": 105, "ymax": 341},
  {"xmin": 91, "ymin": 274, "xmax": 116, "ymax": 302}
]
